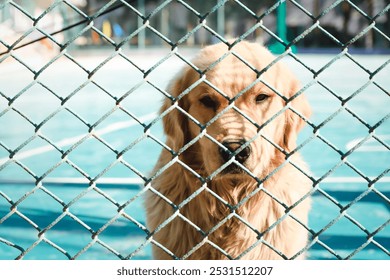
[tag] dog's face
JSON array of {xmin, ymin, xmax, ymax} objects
[{"xmin": 161, "ymin": 41, "xmax": 311, "ymax": 179}]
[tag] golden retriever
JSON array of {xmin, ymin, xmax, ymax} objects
[{"xmin": 146, "ymin": 40, "xmax": 312, "ymax": 260}]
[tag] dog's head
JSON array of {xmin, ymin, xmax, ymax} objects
[{"xmin": 161, "ymin": 41, "xmax": 311, "ymax": 179}]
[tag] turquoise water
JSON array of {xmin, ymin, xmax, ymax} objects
[{"xmin": 0, "ymin": 50, "xmax": 389, "ymax": 259}]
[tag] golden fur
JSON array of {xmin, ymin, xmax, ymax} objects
[{"xmin": 146, "ymin": 41, "xmax": 312, "ymax": 260}]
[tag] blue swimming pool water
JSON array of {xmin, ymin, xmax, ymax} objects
[
  {"xmin": 1, "ymin": 180, "xmax": 389, "ymax": 260},
  {"xmin": 0, "ymin": 50, "xmax": 389, "ymax": 259}
]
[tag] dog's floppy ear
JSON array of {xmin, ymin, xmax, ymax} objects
[
  {"xmin": 161, "ymin": 67, "xmax": 193, "ymax": 152},
  {"xmin": 283, "ymin": 78, "xmax": 311, "ymax": 152}
]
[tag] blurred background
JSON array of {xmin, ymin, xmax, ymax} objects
[{"xmin": 1, "ymin": 0, "xmax": 389, "ymax": 52}]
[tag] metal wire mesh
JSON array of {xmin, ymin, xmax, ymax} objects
[{"xmin": 0, "ymin": 0, "xmax": 389, "ymax": 260}]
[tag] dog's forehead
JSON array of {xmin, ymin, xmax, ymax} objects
[
  {"xmin": 196, "ymin": 42, "xmax": 276, "ymax": 70},
  {"xmin": 194, "ymin": 42, "xmax": 278, "ymax": 97},
  {"xmin": 205, "ymin": 64, "xmax": 257, "ymax": 98}
]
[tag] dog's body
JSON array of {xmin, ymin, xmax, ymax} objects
[{"xmin": 146, "ymin": 41, "xmax": 312, "ymax": 260}]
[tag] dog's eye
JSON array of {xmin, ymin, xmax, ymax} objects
[
  {"xmin": 199, "ymin": 95, "xmax": 217, "ymax": 109},
  {"xmin": 255, "ymin": 94, "xmax": 269, "ymax": 103}
]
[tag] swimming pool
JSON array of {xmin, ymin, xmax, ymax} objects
[{"xmin": 0, "ymin": 49, "xmax": 389, "ymax": 259}]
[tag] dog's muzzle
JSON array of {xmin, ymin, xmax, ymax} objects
[{"xmin": 219, "ymin": 139, "xmax": 251, "ymax": 173}]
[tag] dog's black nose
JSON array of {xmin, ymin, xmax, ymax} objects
[{"xmin": 219, "ymin": 140, "xmax": 251, "ymax": 164}]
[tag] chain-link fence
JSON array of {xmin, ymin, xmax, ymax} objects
[{"xmin": 0, "ymin": 0, "xmax": 389, "ymax": 260}]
